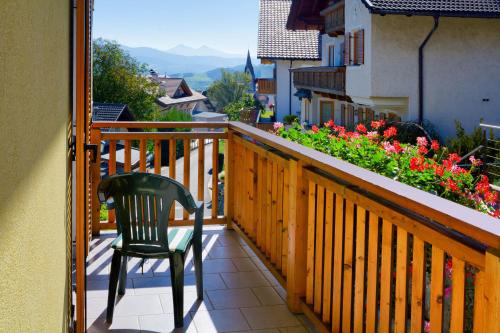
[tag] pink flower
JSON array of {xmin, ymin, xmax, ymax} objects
[
  {"xmin": 424, "ymin": 321, "xmax": 430, "ymax": 333},
  {"xmin": 356, "ymin": 123, "xmax": 367, "ymax": 134},
  {"xmin": 417, "ymin": 136, "xmax": 428, "ymax": 147},
  {"xmin": 273, "ymin": 122, "xmax": 284, "ymax": 131},
  {"xmin": 383, "ymin": 141, "xmax": 396, "ymax": 153},
  {"xmin": 469, "ymin": 156, "xmax": 483, "ymax": 167},
  {"xmin": 444, "ymin": 287, "xmax": 452, "ymax": 299},
  {"xmin": 366, "ymin": 131, "xmax": 378, "ymax": 140}
]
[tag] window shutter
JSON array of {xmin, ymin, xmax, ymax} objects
[
  {"xmin": 354, "ymin": 29, "xmax": 364, "ymax": 65},
  {"xmin": 344, "ymin": 32, "xmax": 350, "ymax": 66}
]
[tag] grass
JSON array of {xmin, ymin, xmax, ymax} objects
[{"xmin": 100, "ymin": 203, "xmax": 108, "ymax": 222}]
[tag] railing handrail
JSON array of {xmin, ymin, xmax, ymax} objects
[
  {"xmin": 290, "ymin": 66, "xmax": 346, "ymax": 73},
  {"xmin": 228, "ymin": 121, "xmax": 500, "ymax": 248},
  {"xmin": 92, "ymin": 121, "xmax": 229, "ymax": 129}
]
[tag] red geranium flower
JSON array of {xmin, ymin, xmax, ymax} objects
[
  {"xmin": 416, "ymin": 136, "xmax": 428, "ymax": 147},
  {"xmin": 447, "ymin": 178, "xmax": 459, "ymax": 192},
  {"xmin": 371, "ymin": 120, "xmax": 386, "ymax": 130},
  {"xmin": 312, "ymin": 125, "xmax": 319, "ymax": 133},
  {"xmin": 356, "ymin": 123, "xmax": 367, "ymax": 134},
  {"xmin": 431, "ymin": 140, "xmax": 440, "ymax": 151},
  {"xmin": 448, "ymin": 153, "xmax": 461, "ymax": 163},
  {"xmin": 383, "ymin": 126, "xmax": 397, "ymax": 139},
  {"xmin": 418, "ymin": 145, "xmax": 429, "ymax": 155},
  {"xmin": 324, "ymin": 120, "xmax": 334, "ymax": 128}
]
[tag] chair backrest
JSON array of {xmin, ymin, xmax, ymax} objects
[{"xmin": 98, "ymin": 173, "xmax": 197, "ymax": 253}]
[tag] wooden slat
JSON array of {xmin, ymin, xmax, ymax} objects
[
  {"xmin": 379, "ymin": 219, "xmax": 393, "ymax": 333},
  {"xmin": 270, "ymin": 162, "xmax": 278, "ymax": 263},
  {"xmin": 265, "ymin": 159, "xmax": 272, "ymax": 257},
  {"xmin": 139, "ymin": 139, "xmax": 147, "ymax": 172},
  {"xmin": 341, "ymin": 200, "xmax": 354, "ymax": 333},
  {"xmin": 473, "ymin": 270, "xmax": 485, "ymax": 333},
  {"xmin": 353, "ymin": 206, "xmax": 366, "ymax": 332},
  {"xmin": 212, "ymin": 138, "xmax": 219, "ymax": 218},
  {"xmin": 183, "ymin": 139, "xmax": 190, "ymax": 220},
  {"xmin": 276, "ymin": 164, "xmax": 284, "ymax": 270},
  {"xmin": 365, "ymin": 213, "xmax": 379, "ymax": 333},
  {"xmin": 450, "ymin": 258, "xmax": 465, "ymax": 333},
  {"xmin": 430, "ymin": 247, "xmax": 444, "ymax": 333},
  {"xmin": 108, "ymin": 140, "xmax": 116, "ymax": 224},
  {"xmin": 394, "ymin": 228, "xmax": 408, "ymax": 333},
  {"xmin": 484, "ymin": 251, "xmax": 500, "ymax": 333},
  {"xmin": 332, "ymin": 194, "xmax": 344, "ymax": 333},
  {"xmin": 124, "ymin": 140, "xmax": 132, "ymax": 172},
  {"xmin": 322, "ymin": 190, "xmax": 334, "ymax": 323},
  {"xmin": 411, "ymin": 236, "xmax": 426, "ymax": 333},
  {"xmin": 169, "ymin": 139, "xmax": 176, "ymax": 220},
  {"xmin": 198, "ymin": 139, "xmax": 205, "ymax": 201},
  {"xmin": 314, "ymin": 185, "xmax": 325, "ymax": 314},
  {"xmin": 224, "ymin": 133, "xmax": 234, "ymax": 229},
  {"xmin": 306, "ymin": 181, "xmax": 316, "ymax": 305},
  {"xmin": 153, "ymin": 140, "xmax": 161, "ymax": 174},
  {"xmin": 256, "ymin": 156, "xmax": 266, "ymax": 249},
  {"xmin": 282, "ymin": 166, "xmax": 289, "ymax": 277}
]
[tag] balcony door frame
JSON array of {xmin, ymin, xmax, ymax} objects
[
  {"xmin": 75, "ymin": 0, "xmax": 92, "ymax": 332},
  {"xmin": 319, "ymin": 100, "xmax": 335, "ymax": 124}
]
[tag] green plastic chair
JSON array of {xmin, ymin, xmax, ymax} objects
[{"xmin": 98, "ymin": 173, "xmax": 204, "ymax": 328}]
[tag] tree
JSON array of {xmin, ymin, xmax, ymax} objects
[
  {"xmin": 93, "ymin": 39, "xmax": 160, "ymax": 120},
  {"xmin": 223, "ymin": 93, "xmax": 260, "ymax": 121},
  {"xmin": 206, "ymin": 70, "xmax": 251, "ymax": 110}
]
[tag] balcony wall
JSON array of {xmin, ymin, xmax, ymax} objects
[
  {"xmin": 292, "ymin": 66, "xmax": 346, "ymax": 96},
  {"xmin": 256, "ymin": 78, "xmax": 276, "ymax": 95},
  {"xmin": 90, "ymin": 121, "xmax": 500, "ymax": 333},
  {"xmin": 321, "ymin": 0, "xmax": 345, "ymax": 37}
]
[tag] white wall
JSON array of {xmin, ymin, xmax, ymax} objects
[
  {"xmin": 275, "ymin": 59, "xmax": 321, "ymax": 121},
  {"xmin": 321, "ymin": 34, "xmax": 345, "ymax": 67}
]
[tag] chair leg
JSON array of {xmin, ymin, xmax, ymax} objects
[
  {"xmin": 117, "ymin": 255, "xmax": 128, "ymax": 295},
  {"xmin": 193, "ymin": 241, "xmax": 203, "ymax": 300},
  {"xmin": 169, "ymin": 253, "xmax": 185, "ymax": 328},
  {"xmin": 107, "ymin": 251, "xmax": 122, "ymax": 323}
]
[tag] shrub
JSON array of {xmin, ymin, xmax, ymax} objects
[
  {"xmin": 223, "ymin": 94, "xmax": 260, "ymax": 121},
  {"xmin": 273, "ymin": 120, "xmax": 499, "ymax": 218},
  {"xmin": 283, "ymin": 115, "xmax": 299, "ymax": 125},
  {"xmin": 447, "ymin": 120, "xmax": 485, "ymax": 156}
]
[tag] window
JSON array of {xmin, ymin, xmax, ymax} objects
[
  {"xmin": 320, "ymin": 101, "xmax": 334, "ymax": 125},
  {"xmin": 344, "ymin": 29, "xmax": 365, "ymax": 66},
  {"xmin": 328, "ymin": 45, "xmax": 335, "ymax": 67}
]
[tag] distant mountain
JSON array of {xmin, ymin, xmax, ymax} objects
[
  {"xmin": 165, "ymin": 44, "xmax": 243, "ymax": 58},
  {"xmin": 121, "ymin": 45, "xmax": 249, "ymax": 75}
]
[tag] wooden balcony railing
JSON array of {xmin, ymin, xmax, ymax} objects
[
  {"xmin": 292, "ymin": 66, "xmax": 345, "ymax": 95},
  {"xmin": 89, "ymin": 121, "xmax": 500, "ymax": 333},
  {"xmin": 321, "ymin": 0, "xmax": 345, "ymax": 37},
  {"xmin": 256, "ymin": 78, "xmax": 276, "ymax": 95}
]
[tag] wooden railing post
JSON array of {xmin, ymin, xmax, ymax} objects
[
  {"xmin": 224, "ymin": 130, "xmax": 235, "ymax": 229},
  {"xmin": 485, "ymin": 248, "xmax": 500, "ymax": 333},
  {"xmin": 90, "ymin": 128, "xmax": 101, "ymax": 236},
  {"xmin": 286, "ymin": 159, "xmax": 308, "ymax": 312}
]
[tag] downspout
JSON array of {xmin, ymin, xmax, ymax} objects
[
  {"xmin": 289, "ymin": 60, "xmax": 293, "ymax": 116},
  {"xmin": 418, "ymin": 16, "xmax": 440, "ymax": 124}
]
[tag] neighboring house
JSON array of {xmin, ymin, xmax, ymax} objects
[
  {"xmin": 92, "ymin": 102, "xmax": 135, "ymax": 132},
  {"xmin": 287, "ymin": 0, "xmax": 500, "ymax": 138},
  {"xmin": 257, "ymin": 0, "xmax": 322, "ymax": 121},
  {"xmin": 150, "ymin": 71, "xmax": 214, "ymax": 114}
]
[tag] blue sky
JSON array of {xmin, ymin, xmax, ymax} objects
[{"xmin": 93, "ymin": 0, "xmax": 259, "ymax": 56}]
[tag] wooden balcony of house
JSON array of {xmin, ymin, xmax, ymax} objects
[
  {"xmin": 256, "ymin": 78, "xmax": 276, "ymax": 95},
  {"xmin": 86, "ymin": 121, "xmax": 500, "ymax": 332},
  {"xmin": 292, "ymin": 66, "xmax": 345, "ymax": 96},
  {"xmin": 321, "ymin": 0, "xmax": 345, "ymax": 37}
]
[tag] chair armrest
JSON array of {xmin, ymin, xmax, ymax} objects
[{"xmin": 193, "ymin": 201, "xmax": 204, "ymax": 241}]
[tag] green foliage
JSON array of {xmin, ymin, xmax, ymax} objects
[
  {"xmin": 447, "ymin": 120, "xmax": 485, "ymax": 156},
  {"xmin": 223, "ymin": 94, "xmax": 259, "ymax": 121},
  {"xmin": 100, "ymin": 203, "xmax": 108, "ymax": 221},
  {"xmin": 207, "ymin": 70, "xmax": 251, "ymax": 110},
  {"xmin": 283, "ymin": 115, "xmax": 299, "ymax": 125},
  {"xmin": 93, "ymin": 39, "xmax": 161, "ymax": 120},
  {"xmin": 146, "ymin": 108, "xmax": 192, "ymax": 153}
]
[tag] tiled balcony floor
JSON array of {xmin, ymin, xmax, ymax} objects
[{"xmin": 86, "ymin": 226, "xmax": 316, "ymax": 333}]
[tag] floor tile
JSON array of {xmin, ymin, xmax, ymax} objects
[
  {"xmin": 251, "ymin": 287, "xmax": 284, "ymax": 305},
  {"xmin": 113, "ymin": 294, "xmax": 163, "ymax": 317},
  {"xmin": 278, "ymin": 327, "xmax": 309, "ymax": 333},
  {"xmin": 159, "ymin": 291, "xmax": 213, "ymax": 314},
  {"xmin": 250, "ymin": 256, "xmax": 270, "ymax": 272},
  {"xmin": 232, "ymin": 258, "xmax": 259, "ymax": 272},
  {"xmin": 191, "ymin": 309, "xmax": 250, "ymax": 333},
  {"xmin": 241, "ymin": 305, "xmax": 300, "ymax": 330},
  {"xmin": 241, "ymin": 245, "xmax": 258, "ymax": 258},
  {"xmin": 199, "ymin": 258, "xmax": 238, "ymax": 274},
  {"xmin": 220, "ymin": 271, "xmax": 270, "ymax": 289},
  {"xmin": 139, "ymin": 313, "xmax": 197, "ymax": 333},
  {"xmin": 207, "ymin": 288, "xmax": 261, "ymax": 309},
  {"xmin": 208, "ymin": 245, "xmax": 249, "ymax": 259},
  {"xmin": 87, "ymin": 315, "xmax": 140, "ymax": 333},
  {"xmin": 261, "ymin": 270, "xmax": 280, "ymax": 287},
  {"xmin": 87, "ymin": 278, "xmax": 134, "ymax": 299},
  {"xmin": 86, "ymin": 298, "xmax": 108, "ymax": 319},
  {"xmin": 133, "ymin": 277, "xmax": 172, "ymax": 295},
  {"xmin": 229, "ymin": 330, "xmax": 280, "ymax": 333}
]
